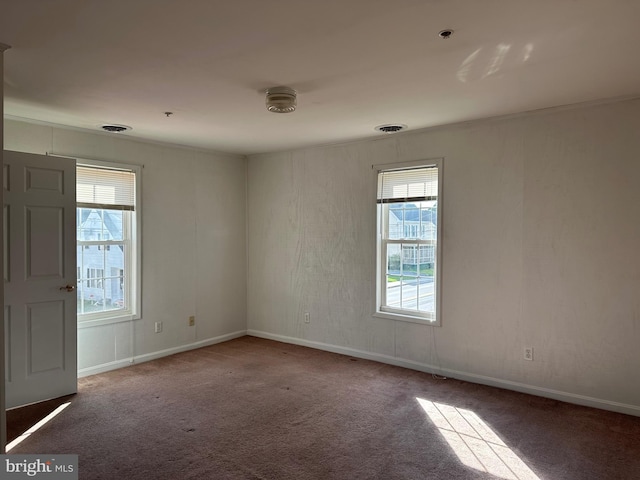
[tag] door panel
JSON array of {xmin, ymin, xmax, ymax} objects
[
  {"xmin": 25, "ymin": 167, "xmax": 64, "ymax": 194},
  {"xmin": 4, "ymin": 150, "xmax": 77, "ymax": 409},
  {"xmin": 26, "ymin": 206, "xmax": 65, "ymax": 278},
  {"xmin": 27, "ymin": 300, "xmax": 65, "ymax": 373}
]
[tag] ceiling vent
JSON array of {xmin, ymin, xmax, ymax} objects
[
  {"xmin": 101, "ymin": 124, "xmax": 132, "ymax": 133},
  {"xmin": 375, "ymin": 124, "xmax": 407, "ymax": 134},
  {"xmin": 266, "ymin": 87, "xmax": 297, "ymax": 113}
]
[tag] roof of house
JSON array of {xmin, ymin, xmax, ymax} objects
[{"xmin": 79, "ymin": 209, "xmax": 123, "ymax": 240}]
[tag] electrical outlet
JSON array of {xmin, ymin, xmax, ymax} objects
[
  {"xmin": 304, "ymin": 312, "xmax": 310, "ymax": 324},
  {"xmin": 189, "ymin": 316, "xmax": 195, "ymax": 326},
  {"xmin": 155, "ymin": 321, "xmax": 163, "ymax": 333},
  {"xmin": 524, "ymin": 347, "xmax": 533, "ymax": 361}
]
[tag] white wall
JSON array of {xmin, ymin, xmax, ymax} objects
[
  {"xmin": 5, "ymin": 98, "xmax": 639, "ymax": 415},
  {"xmin": 4, "ymin": 119, "xmax": 247, "ymax": 374},
  {"xmin": 247, "ymin": 98, "xmax": 640, "ymax": 415}
]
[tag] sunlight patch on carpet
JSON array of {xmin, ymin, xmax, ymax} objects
[
  {"xmin": 6, "ymin": 402, "xmax": 71, "ymax": 452},
  {"xmin": 417, "ymin": 398, "xmax": 540, "ymax": 480}
]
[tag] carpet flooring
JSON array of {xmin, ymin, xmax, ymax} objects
[{"xmin": 6, "ymin": 336, "xmax": 640, "ymax": 479}]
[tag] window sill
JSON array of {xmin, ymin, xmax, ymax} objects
[
  {"xmin": 373, "ymin": 310, "xmax": 440, "ymax": 327},
  {"xmin": 78, "ymin": 313, "xmax": 139, "ymax": 329}
]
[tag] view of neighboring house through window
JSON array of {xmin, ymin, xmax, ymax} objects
[
  {"xmin": 375, "ymin": 160, "xmax": 442, "ymax": 325},
  {"xmin": 76, "ymin": 163, "xmax": 140, "ymax": 322}
]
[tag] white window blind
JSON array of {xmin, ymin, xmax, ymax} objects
[
  {"xmin": 77, "ymin": 165, "xmax": 136, "ymax": 210},
  {"xmin": 377, "ymin": 166, "xmax": 438, "ymax": 204}
]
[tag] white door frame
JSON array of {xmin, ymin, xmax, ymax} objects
[{"xmin": 1, "ymin": 41, "xmax": 12, "ymax": 455}]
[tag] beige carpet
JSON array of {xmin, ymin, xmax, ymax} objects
[{"xmin": 7, "ymin": 336, "xmax": 640, "ymax": 479}]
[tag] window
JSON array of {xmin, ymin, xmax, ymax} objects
[
  {"xmin": 375, "ymin": 159, "xmax": 442, "ymax": 325},
  {"xmin": 76, "ymin": 162, "xmax": 141, "ymax": 324}
]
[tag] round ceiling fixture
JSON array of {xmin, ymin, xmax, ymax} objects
[
  {"xmin": 266, "ymin": 87, "xmax": 297, "ymax": 113},
  {"xmin": 375, "ymin": 124, "xmax": 407, "ymax": 134},
  {"xmin": 100, "ymin": 124, "xmax": 132, "ymax": 133},
  {"xmin": 438, "ymin": 29, "xmax": 454, "ymax": 39}
]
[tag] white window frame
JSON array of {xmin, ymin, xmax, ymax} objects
[
  {"xmin": 373, "ymin": 159, "xmax": 443, "ymax": 326},
  {"xmin": 75, "ymin": 159, "xmax": 142, "ymax": 328}
]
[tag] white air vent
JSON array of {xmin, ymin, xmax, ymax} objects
[
  {"xmin": 375, "ymin": 124, "xmax": 407, "ymax": 133},
  {"xmin": 101, "ymin": 124, "xmax": 132, "ymax": 133}
]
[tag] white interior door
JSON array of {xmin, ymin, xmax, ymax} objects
[{"xmin": 4, "ymin": 150, "xmax": 77, "ymax": 409}]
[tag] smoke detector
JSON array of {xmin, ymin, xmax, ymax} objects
[
  {"xmin": 266, "ymin": 87, "xmax": 297, "ymax": 113},
  {"xmin": 101, "ymin": 124, "xmax": 132, "ymax": 133},
  {"xmin": 375, "ymin": 124, "xmax": 407, "ymax": 134}
]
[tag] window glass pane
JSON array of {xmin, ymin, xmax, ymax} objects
[
  {"xmin": 419, "ymin": 203, "xmax": 437, "ymax": 240},
  {"xmin": 103, "ymin": 276, "xmax": 124, "ymax": 311},
  {"xmin": 77, "ymin": 208, "xmax": 124, "ymax": 242},
  {"xmin": 76, "ymin": 241, "xmax": 126, "ymax": 313},
  {"xmin": 388, "ymin": 205, "xmax": 403, "ymax": 239},
  {"xmin": 383, "ymin": 203, "xmax": 438, "ymax": 316},
  {"xmin": 401, "ymin": 244, "xmax": 418, "ymax": 276},
  {"xmin": 417, "ymin": 246, "xmax": 431, "ymax": 275},
  {"xmin": 418, "ymin": 276, "xmax": 435, "ymax": 314},
  {"xmin": 103, "ymin": 210, "xmax": 124, "ymax": 241},
  {"xmin": 78, "ymin": 208, "xmax": 101, "ymax": 241},
  {"xmin": 387, "ymin": 243, "xmax": 401, "ymax": 275},
  {"xmin": 385, "ymin": 276, "xmax": 402, "ymax": 309},
  {"xmin": 77, "ymin": 207, "xmax": 128, "ymax": 316},
  {"xmin": 400, "ymin": 276, "xmax": 418, "ymax": 311},
  {"xmin": 403, "ymin": 207, "xmax": 419, "ymax": 239}
]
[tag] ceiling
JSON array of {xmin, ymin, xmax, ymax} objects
[{"xmin": 2, "ymin": 0, "xmax": 639, "ymax": 156}]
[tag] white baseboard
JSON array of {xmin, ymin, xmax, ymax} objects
[
  {"xmin": 247, "ymin": 329, "xmax": 640, "ymax": 418},
  {"xmin": 78, "ymin": 330, "xmax": 247, "ymax": 378},
  {"xmin": 78, "ymin": 358, "xmax": 134, "ymax": 377}
]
